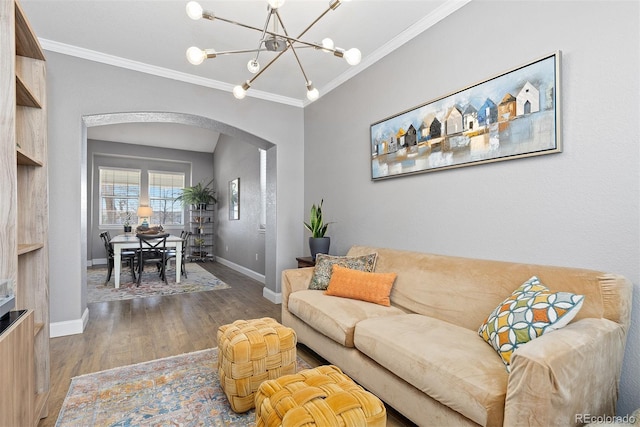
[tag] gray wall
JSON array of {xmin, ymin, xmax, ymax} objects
[
  {"xmin": 303, "ymin": 0, "xmax": 639, "ymax": 417},
  {"xmin": 87, "ymin": 139, "xmax": 214, "ymax": 263},
  {"xmin": 213, "ymin": 134, "xmax": 266, "ymax": 275},
  {"xmin": 46, "ymin": 52, "xmax": 304, "ymax": 332}
]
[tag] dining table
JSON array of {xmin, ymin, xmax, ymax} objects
[{"xmin": 110, "ymin": 233, "xmax": 183, "ymax": 289}]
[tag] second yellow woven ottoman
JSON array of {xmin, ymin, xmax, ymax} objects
[
  {"xmin": 218, "ymin": 317, "xmax": 297, "ymax": 413},
  {"xmin": 255, "ymin": 365, "xmax": 387, "ymax": 427}
]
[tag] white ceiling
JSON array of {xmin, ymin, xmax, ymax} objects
[{"xmin": 19, "ymin": 0, "xmax": 469, "ymax": 151}]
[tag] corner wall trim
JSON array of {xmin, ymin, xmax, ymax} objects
[
  {"xmin": 215, "ymin": 256, "xmax": 266, "ymax": 284},
  {"xmin": 50, "ymin": 308, "xmax": 89, "ymax": 338},
  {"xmin": 215, "ymin": 256, "xmax": 280, "ymax": 303},
  {"xmin": 263, "ymin": 287, "xmax": 282, "ymax": 304}
]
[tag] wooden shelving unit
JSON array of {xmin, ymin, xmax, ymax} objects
[
  {"xmin": 0, "ymin": 0, "xmax": 50, "ymax": 425},
  {"xmin": 188, "ymin": 205, "xmax": 215, "ymax": 261}
]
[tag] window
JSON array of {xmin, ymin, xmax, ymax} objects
[
  {"xmin": 149, "ymin": 171, "xmax": 185, "ymax": 225},
  {"xmin": 99, "ymin": 167, "xmax": 140, "ymax": 225}
]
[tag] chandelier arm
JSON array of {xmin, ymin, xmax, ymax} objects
[
  {"xmin": 247, "ymin": 46, "xmax": 290, "ymax": 85},
  {"xmin": 215, "ymin": 48, "xmax": 271, "ymax": 56},
  {"xmin": 253, "ymin": 9, "xmax": 275, "ymax": 63},
  {"xmin": 275, "ymin": 11, "xmax": 311, "ymax": 84},
  {"xmin": 290, "ymin": 42, "xmax": 312, "ymax": 85},
  {"xmin": 213, "ymin": 15, "xmax": 275, "ymax": 37},
  {"xmin": 213, "ymin": 5, "xmax": 332, "ymax": 40},
  {"xmin": 212, "ymin": 7, "xmax": 341, "ymax": 53},
  {"xmin": 296, "ymin": 6, "xmax": 333, "ymax": 39}
]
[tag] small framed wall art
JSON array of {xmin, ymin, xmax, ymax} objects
[
  {"xmin": 370, "ymin": 51, "xmax": 562, "ymax": 180},
  {"xmin": 229, "ymin": 177, "xmax": 239, "ymax": 220}
]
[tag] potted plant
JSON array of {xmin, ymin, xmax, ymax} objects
[
  {"xmin": 175, "ymin": 178, "xmax": 217, "ymax": 209},
  {"xmin": 304, "ymin": 199, "xmax": 332, "ymax": 260}
]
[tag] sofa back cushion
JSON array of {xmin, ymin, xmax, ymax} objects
[{"xmin": 346, "ymin": 245, "xmax": 631, "ymax": 332}]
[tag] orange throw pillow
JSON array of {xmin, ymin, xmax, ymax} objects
[{"xmin": 324, "ymin": 264, "xmax": 397, "ymax": 306}]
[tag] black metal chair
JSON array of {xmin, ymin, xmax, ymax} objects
[
  {"xmin": 164, "ymin": 231, "xmax": 191, "ymax": 279},
  {"xmin": 136, "ymin": 233, "xmax": 169, "ymax": 286},
  {"xmin": 99, "ymin": 232, "xmax": 137, "ymax": 284}
]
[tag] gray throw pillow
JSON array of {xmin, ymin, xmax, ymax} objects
[{"xmin": 308, "ymin": 253, "xmax": 378, "ymax": 290}]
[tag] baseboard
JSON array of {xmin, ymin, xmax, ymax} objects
[
  {"xmin": 50, "ymin": 307, "xmax": 89, "ymax": 338},
  {"xmin": 263, "ymin": 287, "xmax": 282, "ymax": 304},
  {"xmin": 91, "ymin": 258, "xmax": 107, "ymax": 266},
  {"xmin": 215, "ymin": 256, "xmax": 265, "ymax": 284},
  {"xmin": 214, "ymin": 256, "xmax": 281, "ymax": 303}
]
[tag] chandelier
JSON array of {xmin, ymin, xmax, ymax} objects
[{"xmin": 185, "ymin": 0, "xmax": 361, "ymax": 102}]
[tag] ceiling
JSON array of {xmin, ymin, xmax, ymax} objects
[{"xmin": 19, "ymin": 0, "xmax": 469, "ymax": 152}]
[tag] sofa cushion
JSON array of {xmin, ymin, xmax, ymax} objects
[
  {"xmin": 478, "ymin": 276, "xmax": 585, "ymax": 371},
  {"xmin": 308, "ymin": 253, "xmax": 378, "ymax": 290},
  {"xmin": 325, "ymin": 265, "xmax": 397, "ymax": 306},
  {"xmin": 354, "ymin": 314, "xmax": 508, "ymax": 427},
  {"xmin": 288, "ymin": 289, "xmax": 405, "ymax": 347}
]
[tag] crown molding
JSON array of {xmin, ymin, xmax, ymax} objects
[
  {"xmin": 39, "ymin": 39, "xmax": 304, "ymax": 108},
  {"xmin": 309, "ymin": 0, "xmax": 472, "ymax": 105},
  {"xmin": 40, "ymin": 0, "xmax": 470, "ymax": 109}
]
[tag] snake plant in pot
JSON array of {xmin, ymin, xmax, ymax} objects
[{"xmin": 304, "ymin": 199, "xmax": 332, "ymax": 260}]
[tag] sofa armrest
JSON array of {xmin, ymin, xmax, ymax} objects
[
  {"xmin": 281, "ymin": 267, "xmax": 314, "ymax": 310},
  {"xmin": 504, "ymin": 318, "xmax": 627, "ymax": 427}
]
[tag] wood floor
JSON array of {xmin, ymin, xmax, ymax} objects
[{"xmin": 38, "ymin": 261, "xmax": 414, "ymax": 427}]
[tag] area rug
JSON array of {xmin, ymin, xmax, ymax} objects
[
  {"xmin": 87, "ymin": 263, "xmax": 230, "ymax": 303},
  {"xmin": 55, "ymin": 347, "xmax": 311, "ymax": 427}
]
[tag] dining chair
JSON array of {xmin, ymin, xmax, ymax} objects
[
  {"xmin": 99, "ymin": 231, "xmax": 137, "ymax": 284},
  {"xmin": 136, "ymin": 233, "xmax": 169, "ymax": 286},
  {"xmin": 164, "ymin": 231, "xmax": 191, "ymax": 279}
]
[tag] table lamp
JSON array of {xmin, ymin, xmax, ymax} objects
[{"xmin": 137, "ymin": 206, "xmax": 153, "ymax": 227}]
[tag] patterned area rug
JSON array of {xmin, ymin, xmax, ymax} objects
[
  {"xmin": 55, "ymin": 348, "xmax": 311, "ymax": 427},
  {"xmin": 88, "ymin": 263, "xmax": 230, "ymax": 303}
]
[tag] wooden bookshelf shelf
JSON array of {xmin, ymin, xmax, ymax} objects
[
  {"xmin": 16, "ymin": 74, "xmax": 41, "ymax": 108},
  {"xmin": 17, "ymin": 147, "xmax": 43, "ymax": 166},
  {"xmin": 14, "ymin": 1, "xmax": 44, "ymax": 60},
  {"xmin": 34, "ymin": 391, "xmax": 50, "ymax": 423},
  {"xmin": 17, "ymin": 243, "xmax": 44, "ymax": 255},
  {"xmin": 34, "ymin": 322, "xmax": 44, "ymax": 336}
]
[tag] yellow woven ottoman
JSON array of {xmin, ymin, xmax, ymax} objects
[
  {"xmin": 217, "ymin": 317, "xmax": 297, "ymax": 413},
  {"xmin": 255, "ymin": 365, "xmax": 387, "ymax": 427}
]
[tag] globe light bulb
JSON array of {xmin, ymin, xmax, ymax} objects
[
  {"xmin": 247, "ymin": 59, "xmax": 260, "ymax": 74},
  {"xmin": 307, "ymin": 87, "xmax": 320, "ymax": 101},
  {"xmin": 343, "ymin": 48, "xmax": 361, "ymax": 66},
  {"xmin": 267, "ymin": 0, "xmax": 286, "ymax": 9},
  {"xmin": 306, "ymin": 81, "xmax": 319, "ymax": 101},
  {"xmin": 186, "ymin": 46, "xmax": 206, "ymax": 65},
  {"xmin": 186, "ymin": 1, "xmax": 203, "ymax": 20},
  {"xmin": 321, "ymin": 38, "xmax": 334, "ymax": 53},
  {"xmin": 233, "ymin": 85, "xmax": 247, "ymax": 99}
]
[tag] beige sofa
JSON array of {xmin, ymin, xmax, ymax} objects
[{"xmin": 281, "ymin": 245, "xmax": 633, "ymax": 427}]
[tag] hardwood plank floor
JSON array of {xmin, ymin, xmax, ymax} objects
[{"xmin": 38, "ymin": 261, "xmax": 414, "ymax": 427}]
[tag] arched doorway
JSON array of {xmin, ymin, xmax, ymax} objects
[{"xmin": 81, "ymin": 111, "xmax": 278, "ymax": 295}]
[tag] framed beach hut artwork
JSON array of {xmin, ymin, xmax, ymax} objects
[{"xmin": 370, "ymin": 51, "xmax": 562, "ymax": 180}]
